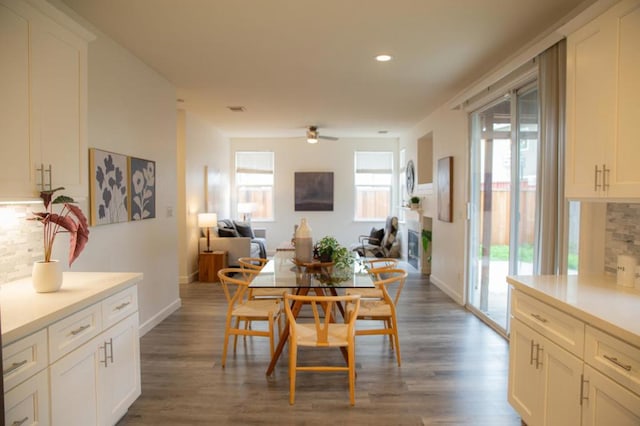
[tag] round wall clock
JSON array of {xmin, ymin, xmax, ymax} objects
[{"xmin": 406, "ymin": 160, "xmax": 415, "ymax": 195}]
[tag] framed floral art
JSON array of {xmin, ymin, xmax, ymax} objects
[
  {"xmin": 89, "ymin": 148, "xmax": 129, "ymax": 226},
  {"xmin": 129, "ymin": 156, "xmax": 156, "ymax": 220}
]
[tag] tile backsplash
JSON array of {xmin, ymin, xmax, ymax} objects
[
  {"xmin": 604, "ymin": 203, "xmax": 640, "ymax": 274},
  {"xmin": 0, "ymin": 205, "xmax": 43, "ymax": 284}
]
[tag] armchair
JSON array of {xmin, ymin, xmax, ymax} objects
[{"xmin": 352, "ymin": 216, "xmax": 400, "ymax": 258}]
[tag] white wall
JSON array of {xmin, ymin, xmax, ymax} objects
[
  {"xmin": 177, "ymin": 110, "xmax": 231, "ymax": 283},
  {"xmin": 400, "ymin": 105, "xmax": 468, "ymax": 304},
  {"xmin": 50, "ymin": 0, "xmax": 181, "ymax": 335},
  {"xmin": 230, "ymin": 137, "xmax": 399, "ymax": 251}
]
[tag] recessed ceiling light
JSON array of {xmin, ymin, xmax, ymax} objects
[{"xmin": 375, "ymin": 54, "xmax": 392, "ymax": 62}]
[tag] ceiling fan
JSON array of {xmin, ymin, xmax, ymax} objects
[{"xmin": 306, "ymin": 126, "xmax": 338, "ymax": 144}]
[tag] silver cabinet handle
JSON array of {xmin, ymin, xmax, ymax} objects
[
  {"xmin": 70, "ymin": 324, "xmax": 90, "ymax": 335},
  {"xmin": 107, "ymin": 338, "xmax": 114, "ymax": 364},
  {"xmin": 594, "ymin": 165, "xmax": 601, "ymax": 191},
  {"xmin": 12, "ymin": 416, "xmax": 29, "ymax": 426},
  {"xmin": 535, "ymin": 345, "xmax": 543, "ymax": 369},
  {"xmin": 3, "ymin": 359, "xmax": 28, "ymax": 375},
  {"xmin": 602, "ymin": 164, "xmax": 609, "ymax": 190},
  {"xmin": 530, "ymin": 313, "xmax": 548, "ymax": 323},
  {"xmin": 100, "ymin": 343, "xmax": 108, "ymax": 367},
  {"xmin": 115, "ymin": 301, "xmax": 131, "ymax": 311},
  {"xmin": 530, "ymin": 339, "xmax": 535, "ymax": 365},
  {"xmin": 45, "ymin": 164, "xmax": 52, "ymax": 190},
  {"xmin": 580, "ymin": 374, "xmax": 589, "ymax": 405},
  {"xmin": 603, "ymin": 355, "xmax": 632, "ymax": 372}
]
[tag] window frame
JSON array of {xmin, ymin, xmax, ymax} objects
[
  {"xmin": 353, "ymin": 151, "xmax": 394, "ymax": 222},
  {"xmin": 234, "ymin": 151, "xmax": 275, "ymax": 222}
]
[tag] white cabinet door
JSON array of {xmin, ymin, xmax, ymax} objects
[
  {"xmin": 0, "ymin": 0, "xmax": 89, "ymax": 200},
  {"xmin": 100, "ymin": 314, "xmax": 141, "ymax": 425},
  {"xmin": 582, "ymin": 365, "xmax": 640, "ymax": 426},
  {"xmin": 508, "ymin": 318, "xmax": 542, "ymax": 424},
  {"xmin": 607, "ymin": 0, "xmax": 640, "ymax": 198},
  {"xmin": 566, "ymin": 0, "xmax": 640, "ymax": 199},
  {"xmin": 539, "ymin": 331, "xmax": 583, "ymax": 426},
  {"xmin": 4, "ymin": 368, "xmax": 50, "ymax": 426},
  {"xmin": 49, "ymin": 334, "xmax": 101, "ymax": 426},
  {"xmin": 30, "ymin": 13, "xmax": 88, "ymax": 198},
  {"xmin": 0, "ymin": 0, "xmax": 35, "ymax": 199},
  {"xmin": 565, "ymin": 3, "xmax": 616, "ymax": 199},
  {"xmin": 508, "ymin": 318, "xmax": 583, "ymax": 426}
]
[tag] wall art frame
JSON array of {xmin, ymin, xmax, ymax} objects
[
  {"xmin": 129, "ymin": 156, "xmax": 156, "ymax": 220},
  {"xmin": 294, "ymin": 172, "xmax": 334, "ymax": 211},
  {"xmin": 89, "ymin": 148, "xmax": 130, "ymax": 226}
]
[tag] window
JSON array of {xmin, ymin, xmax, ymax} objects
[
  {"xmin": 354, "ymin": 151, "xmax": 393, "ymax": 220},
  {"xmin": 235, "ymin": 152, "xmax": 274, "ymax": 221}
]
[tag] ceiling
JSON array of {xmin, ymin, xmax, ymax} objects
[{"xmin": 59, "ymin": 0, "xmax": 591, "ymax": 139}]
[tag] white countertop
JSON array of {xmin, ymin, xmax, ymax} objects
[
  {"xmin": 1, "ymin": 272, "xmax": 143, "ymax": 345},
  {"xmin": 507, "ymin": 274, "xmax": 640, "ymax": 348}
]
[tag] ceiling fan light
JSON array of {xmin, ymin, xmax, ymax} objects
[
  {"xmin": 307, "ymin": 137, "xmax": 318, "ymax": 144},
  {"xmin": 375, "ymin": 54, "xmax": 392, "ymax": 62}
]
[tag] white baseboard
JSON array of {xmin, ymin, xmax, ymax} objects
[
  {"xmin": 179, "ymin": 271, "xmax": 198, "ymax": 284},
  {"xmin": 429, "ymin": 275, "xmax": 464, "ymax": 306},
  {"xmin": 138, "ymin": 298, "xmax": 182, "ymax": 337}
]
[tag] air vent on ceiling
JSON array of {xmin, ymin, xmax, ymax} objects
[{"xmin": 227, "ymin": 106, "xmax": 246, "ymax": 112}]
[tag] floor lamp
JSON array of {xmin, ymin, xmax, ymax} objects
[{"xmin": 198, "ymin": 212, "xmax": 217, "ymax": 253}]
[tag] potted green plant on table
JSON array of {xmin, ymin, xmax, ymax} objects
[
  {"xmin": 314, "ymin": 236, "xmax": 355, "ymax": 269},
  {"xmin": 30, "ymin": 187, "xmax": 90, "ymax": 292}
]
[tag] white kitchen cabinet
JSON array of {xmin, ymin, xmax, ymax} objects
[
  {"xmin": 100, "ymin": 313, "xmax": 141, "ymax": 425},
  {"xmin": 50, "ymin": 313, "xmax": 140, "ymax": 426},
  {"xmin": 509, "ymin": 317, "xmax": 583, "ymax": 426},
  {"xmin": 49, "ymin": 332, "xmax": 101, "ymax": 426},
  {"xmin": 4, "ymin": 369, "xmax": 50, "ymax": 426},
  {"xmin": 1, "ymin": 274, "xmax": 142, "ymax": 426},
  {"xmin": 508, "ymin": 274, "xmax": 640, "ymax": 426},
  {"xmin": 582, "ymin": 365, "xmax": 640, "ymax": 425},
  {"xmin": 0, "ymin": 0, "xmax": 93, "ymax": 200},
  {"xmin": 565, "ymin": 0, "xmax": 640, "ymax": 199}
]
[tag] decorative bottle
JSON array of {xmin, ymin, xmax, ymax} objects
[{"xmin": 295, "ymin": 218, "xmax": 313, "ymax": 263}]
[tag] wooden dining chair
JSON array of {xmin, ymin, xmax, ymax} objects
[
  {"xmin": 345, "ymin": 258, "xmax": 399, "ymax": 300},
  {"xmin": 284, "ymin": 293, "xmax": 361, "ymax": 405},
  {"xmin": 348, "ymin": 268, "xmax": 408, "ymax": 366},
  {"xmin": 217, "ymin": 268, "xmax": 282, "ymax": 368},
  {"xmin": 238, "ymin": 257, "xmax": 289, "ymax": 300}
]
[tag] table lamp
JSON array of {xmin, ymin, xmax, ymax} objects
[
  {"xmin": 198, "ymin": 212, "xmax": 217, "ymax": 253},
  {"xmin": 237, "ymin": 202, "xmax": 254, "ymax": 222}
]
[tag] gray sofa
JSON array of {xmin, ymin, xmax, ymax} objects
[{"xmin": 200, "ymin": 219, "xmax": 267, "ymax": 267}]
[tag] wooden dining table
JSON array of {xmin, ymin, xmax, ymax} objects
[{"xmin": 249, "ymin": 250, "xmax": 376, "ymax": 376}]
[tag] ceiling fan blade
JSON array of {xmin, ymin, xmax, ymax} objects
[{"xmin": 319, "ymin": 135, "xmax": 339, "ymax": 141}]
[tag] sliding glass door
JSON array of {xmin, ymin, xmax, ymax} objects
[{"xmin": 467, "ymin": 83, "xmax": 539, "ymax": 335}]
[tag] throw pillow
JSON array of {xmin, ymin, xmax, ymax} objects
[
  {"xmin": 218, "ymin": 228, "xmax": 238, "ymax": 238},
  {"xmin": 368, "ymin": 227, "xmax": 385, "ymax": 246},
  {"xmin": 233, "ymin": 221, "xmax": 255, "ymax": 238},
  {"xmin": 380, "ymin": 216, "xmax": 399, "ymax": 251}
]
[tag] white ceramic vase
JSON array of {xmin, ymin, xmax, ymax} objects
[
  {"xmin": 294, "ymin": 218, "xmax": 313, "ymax": 263},
  {"xmin": 32, "ymin": 260, "xmax": 63, "ymax": 293}
]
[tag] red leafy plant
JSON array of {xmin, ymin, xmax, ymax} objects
[{"xmin": 30, "ymin": 187, "xmax": 90, "ymax": 266}]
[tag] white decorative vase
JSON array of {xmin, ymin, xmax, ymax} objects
[
  {"xmin": 294, "ymin": 218, "xmax": 313, "ymax": 263},
  {"xmin": 32, "ymin": 260, "xmax": 63, "ymax": 293}
]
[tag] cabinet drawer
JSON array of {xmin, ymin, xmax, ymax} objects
[
  {"xmin": 511, "ymin": 290, "xmax": 585, "ymax": 357},
  {"xmin": 3, "ymin": 329, "xmax": 48, "ymax": 393},
  {"xmin": 4, "ymin": 368, "xmax": 50, "ymax": 426},
  {"xmin": 49, "ymin": 303, "xmax": 102, "ymax": 362},
  {"xmin": 585, "ymin": 325, "xmax": 640, "ymax": 396},
  {"xmin": 102, "ymin": 285, "xmax": 138, "ymax": 330}
]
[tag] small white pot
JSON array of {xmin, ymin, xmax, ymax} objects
[{"xmin": 32, "ymin": 260, "xmax": 63, "ymax": 293}]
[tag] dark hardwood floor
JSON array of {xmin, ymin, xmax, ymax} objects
[{"xmin": 117, "ymin": 268, "xmax": 521, "ymax": 425}]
